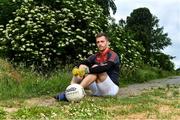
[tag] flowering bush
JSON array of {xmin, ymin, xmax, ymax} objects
[
  {"xmin": 108, "ymin": 21, "xmax": 144, "ymax": 76},
  {"xmin": 0, "ymin": 0, "xmax": 108, "ymax": 71},
  {"xmin": 0, "ymin": 25, "xmax": 6, "ymax": 57}
]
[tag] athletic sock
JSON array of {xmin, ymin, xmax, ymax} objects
[{"xmin": 54, "ymin": 92, "xmax": 68, "ymax": 101}]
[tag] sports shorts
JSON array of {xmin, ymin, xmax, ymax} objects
[{"xmin": 88, "ymin": 75, "xmax": 119, "ymax": 96}]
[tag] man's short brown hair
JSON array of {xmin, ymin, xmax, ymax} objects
[{"xmin": 95, "ymin": 33, "xmax": 109, "ymax": 41}]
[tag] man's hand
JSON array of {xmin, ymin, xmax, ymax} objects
[{"xmin": 72, "ymin": 67, "xmax": 89, "ymax": 77}]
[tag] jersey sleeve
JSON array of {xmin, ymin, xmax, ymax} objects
[
  {"xmin": 107, "ymin": 51, "xmax": 120, "ymax": 64},
  {"xmin": 78, "ymin": 54, "xmax": 96, "ymax": 67},
  {"xmin": 89, "ymin": 61, "xmax": 115, "ymax": 73}
]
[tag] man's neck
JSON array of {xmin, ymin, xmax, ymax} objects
[
  {"xmin": 99, "ymin": 48, "xmax": 110, "ymax": 56},
  {"xmin": 100, "ymin": 48, "xmax": 108, "ymax": 53}
]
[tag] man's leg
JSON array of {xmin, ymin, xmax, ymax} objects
[
  {"xmin": 80, "ymin": 74, "xmax": 97, "ymax": 88},
  {"xmin": 96, "ymin": 74, "xmax": 119, "ymax": 96},
  {"xmin": 70, "ymin": 76, "xmax": 83, "ymax": 84},
  {"xmin": 79, "ymin": 72, "xmax": 107, "ymax": 96},
  {"xmin": 83, "ymin": 72, "xmax": 119, "ymax": 96}
]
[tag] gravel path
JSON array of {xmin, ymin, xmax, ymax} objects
[{"xmin": 118, "ymin": 76, "xmax": 180, "ymax": 97}]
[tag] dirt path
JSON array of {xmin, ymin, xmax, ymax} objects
[
  {"xmin": 24, "ymin": 76, "xmax": 180, "ymax": 106},
  {"xmin": 118, "ymin": 76, "xmax": 180, "ymax": 97}
]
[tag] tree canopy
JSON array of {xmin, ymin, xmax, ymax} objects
[
  {"xmin": 125, "ymin": 7, "xmax": 173, "ymax": 70},
  {"xmin": 96, "ymin": 0, "xmax": 117, "ymax": 15}
]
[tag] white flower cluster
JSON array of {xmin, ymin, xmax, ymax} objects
[
  {"xmin": 108, "ymin": 24, "xmax": 144, "ymax": 70},
  {"xmin": 0, "ymin": 0, "xmax": 108, "ymax": 70}
]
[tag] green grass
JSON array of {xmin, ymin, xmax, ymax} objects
[
  {"xmin": 0, "ymin": 58, "xmax": 178, "ymax": 100},
  {"xmin": 0, "ymin": 86, "xmax": 179, "ymax": 119},
  {"xmin": 0, "ymin": 68, "xmax": 72, "ymax": 100},
  {"xmin": 13, "ymin": 106, "xmax": 63, "ymax": 120},
  {"xmin": 120, "ymin": 65, "xmax": 177, "ymax": 86},
  {"xmin": 0, "ymin": 108, "xmax": 6, "ymax": 120},
  {"xmin": 0, "ymin": 59, "xmax": 179, "ymax": 119}
]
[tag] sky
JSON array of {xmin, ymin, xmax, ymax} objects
[{"xmin": 111, "ymin": 0, "xmax": 180, "ymax": 69}]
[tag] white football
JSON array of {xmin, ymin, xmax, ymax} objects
[{"xmin": 65, "ymin": 84, "xmax": 85, "ymax": 102}]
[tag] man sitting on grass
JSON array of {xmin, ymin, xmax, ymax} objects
[{"xmin": 55, "ymin": 33, "xmax": 120, "ymax": 101}]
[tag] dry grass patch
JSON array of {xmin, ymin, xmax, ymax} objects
[
  {"xmin": 0, "ymin": 59, "xmax": 22, "ymax": 82},
  {"xmin": 112, "ymin": 112, "xmax": 157, "ymax": 120},
  {"xmin": 4, "ymin": 107, "xmax": 18, "ymax": 113},
  {"xmin": 157, "ymin": 105, "xmax": 173, "ymax": 114},
  {"xmin": 105, "ymin": 105, "xmax": 133, "ymax": 111},
  {"xmin": 25, "ymin": 97, "xmax": 56, "ymax": 107}
]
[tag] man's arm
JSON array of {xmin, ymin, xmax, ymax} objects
[
  {"xmin": 79, "ymin": 60, "xmax": 92, "ymax": 68},
  {"xmin": 77, "ymin": 55, "xmax": 96, "ymax": 68},
  {"xmin": 89, "ymin": 61, "xmax": 114, "ymax": 74}
]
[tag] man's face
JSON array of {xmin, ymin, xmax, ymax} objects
[{"xmin": 96, "ymin": 36, "xmax": 109, "ymax": 52}]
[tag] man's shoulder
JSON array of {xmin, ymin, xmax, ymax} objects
[
  {"xmin": 87, "ymin": 54, "xmax": 96, "ymax": 60},
  {"xmin": 109, "ymin": 49, "xmax": 119, "ymax": 57},
  {"xmin": 108, "ymin": 49, "xmax": 120, "ymax": 63},
  {"xmin": 89, "ymin": 54, "xmax": 96, "ymax": 57}
]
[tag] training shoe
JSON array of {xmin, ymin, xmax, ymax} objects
[{"xmin": 54, "ymin": 92, "xmax": 68, "ymax": 101}]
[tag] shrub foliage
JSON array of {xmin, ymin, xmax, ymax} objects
[
  {"xmin": 0, "ymin": 0, "xmax": 174, "ymax": 74},
  {"xmin": 0, "ymin": 0, "xmax": 108, "ymax": 71},
  {"xmin": 108, "ymin": 19, "xmax": 144, "ymax": 77}
]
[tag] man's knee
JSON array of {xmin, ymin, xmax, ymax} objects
[
  {"xmin": 97, "ymin": 72, "xmax": 108, "ymax": 82},
  {"xmin": 79, "ymin": 64, "xmax": 89, "ymax": 69}
]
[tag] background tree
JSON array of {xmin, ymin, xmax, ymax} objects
[
  {"xmin": 95, "ymin": 0, "xmax": 117, "ymax": 15},
  {"xmin": 0, "ymin": 0, "xmax": 22, "ymax": 25},
  {"xmin": 29, "ymin": 0, "xmax": 117, "ymax": 16},
  {"xmin": 150, "ymin": 52, "xmax": 174, "ymax": 71},
  {"xmin": 150, "ymin": 16, "xmax": 172, "ymax": 51},
  {"xmin": 125, "ymin": 7, "xmax": 173, "ymax": 70},
  {"xmin": 176, "ymin": 67, "xmax": 180, "ymax": 72},
  {"xmin": 126, "ymin": 7, "xmax": 153, "ymax": 62}
]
